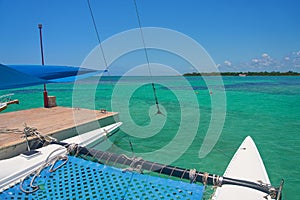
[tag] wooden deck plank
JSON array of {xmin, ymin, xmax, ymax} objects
[{"xmin": 0, "ymin": 107, "xmax": 117, "ymax": 149}]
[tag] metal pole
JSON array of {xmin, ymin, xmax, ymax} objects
[{"xmin": 38, "ymin": 24, "xmax": 48, "ymax": 108}]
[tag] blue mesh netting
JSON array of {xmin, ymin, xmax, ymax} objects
[{"xmin": 0, "ymin": 156, "xmax": 204, "ymax": 199}]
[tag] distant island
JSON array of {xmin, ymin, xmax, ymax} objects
[{"xmin": 183, "ymin": 71, "xmax": 300, "ymax": 76}]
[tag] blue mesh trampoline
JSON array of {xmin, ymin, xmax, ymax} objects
[{"xmin": 0, "ymin": 156, "xmax": 204, "ymax": 199}]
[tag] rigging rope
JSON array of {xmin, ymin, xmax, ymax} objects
[
  {"xmin": 133, "ymin": 0, "xmax": 162, "ymax": 115},
  {"xmin": 62, "ymin": 142, "xmax": 282, "ymax": 199},
  {"xmin": 85, "ymin": 1, "xmax": 196, "ymax": 147},
  {"xmin": 87, "ymin": 0, "xmax": 109, "ymax": 70},
  {"xmin": 87, "ymin": 0, "xmax": 124, "ymax": 115}
]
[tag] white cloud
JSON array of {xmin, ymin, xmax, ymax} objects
[
  {"xmin": 224, "ymin": 60, "xmax": 232, "ymax": 66},
  {"xmin": 218, "ymin": 50, "xmax": 300, "ymax": 72},
  {"xmin": 261, "ymin": 53, "xmax": 271, "ymax": 59}
]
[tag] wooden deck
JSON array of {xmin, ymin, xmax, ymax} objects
[{"xmin": 0, "ymin": 107, "xmax": 118, "ymax": 150}]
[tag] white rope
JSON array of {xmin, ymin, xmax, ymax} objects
[
  {"xmin": 22, "ymin": 124, "xmax": 57, "ymax": 143},
  {"xmin": 122, "ymin": 155, "xmax": 143, "ymax": 173},
  {"xmin": 189, "ymin": 169, "xmax": 196, "ymax": 183},
  {"xmin": 20, "ymin": 146, "xmax": 68, "ymax": 194}
]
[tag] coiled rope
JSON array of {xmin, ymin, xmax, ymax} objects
[
  {"xmin": 23, "ymin": 123, "xmax": 57, "ymax": 143},
  {"xmin": 20, "ymin": 146, "xmax": 68, "ymax": 194}
]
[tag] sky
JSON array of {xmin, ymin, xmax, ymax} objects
[{"xmin": 1, "ymin": 0, "xmax": 300, "ymax": 73}]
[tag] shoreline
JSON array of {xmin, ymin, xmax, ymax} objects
[{"xmin": 184, "ymin": 71, "xmax": 300, "ymax": 76}]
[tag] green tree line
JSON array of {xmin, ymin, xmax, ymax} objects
[{"xmin": 184, "ymin": 71, "xmax": 300, "ymax": 76}]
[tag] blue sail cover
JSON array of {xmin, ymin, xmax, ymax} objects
[{"xmin": 0, "ymin": 64, "xmax": 104, "ymax": 90}]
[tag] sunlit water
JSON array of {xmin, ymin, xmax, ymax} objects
[{"xmin": 1, "ymin": 76, "xmax": 299, "ymax": 199}]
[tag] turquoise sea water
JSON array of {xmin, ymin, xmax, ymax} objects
[{"xmin": 1, "ymin": 76, "xmax": 299, "ymax": 199}]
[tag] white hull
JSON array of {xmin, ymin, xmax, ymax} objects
[
  {"xmin": 212, "ymin": 136, "xmax": 271, "ymax": 200},
  {"xmin": 62, "ymin": 122, "xmax": 122, "ymax": 146}
]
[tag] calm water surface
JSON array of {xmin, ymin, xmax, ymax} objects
[{"xmin": 1, "ymin": 76, "xmax": 299, "ymax": 199}]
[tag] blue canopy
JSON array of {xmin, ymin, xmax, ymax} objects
[{"xmin": 0, "ymin": 64, "xmax": 104, "ymax": 90}]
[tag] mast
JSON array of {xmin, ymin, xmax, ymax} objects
[{"xmin": 38, "ymin": 24, "xmax": 48, "ymax": 108}]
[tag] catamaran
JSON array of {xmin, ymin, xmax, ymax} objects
[
  {"xmin": 0, "ymin": 66, "xmax": 284, "ymax": 199},
  {"xmin": 0, "ymin": 128, "xmax": 283, "ymax": 199},
  {"xmin": 0, "ymin": 1, "xmax": 284, "ymax": 198}
]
